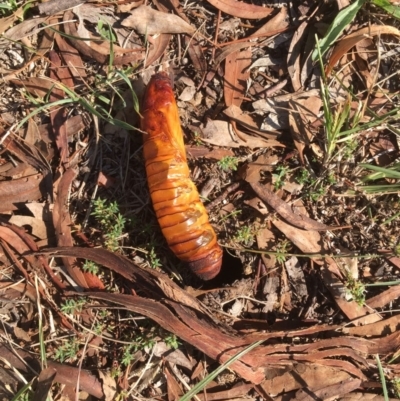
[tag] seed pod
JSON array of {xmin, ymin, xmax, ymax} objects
[{"xmin": 140, "ymin": 72, "xmax": 223, "ymax": 280}]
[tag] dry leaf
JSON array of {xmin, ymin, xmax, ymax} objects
[
  {"xmin": 327, "ymin": 25, "xmax": 400, "ymax": 75},
  {"xmin": 206, "ymin": 0, "xmax": 273, "ymax": 19},
  {"xmin": 121, "ymin": 5, "xmax": 195, "ymax": 35},
  {"xmin": 250, "ymin": 182, "xmax": 329, "ymax": 231},
  {"xmin": 224, "ymin": 49, "xmax": 252, "ymax": 108},
  {"xmin": 3, "ymin": 17, "xmax": 47, "ymax": 41},
  {"xmin": 202, "ymin": 120, "xmax": 283, "ymax": 149},
  {"xmin": 253, "ymin": 6, "xmax": 288, "ymax": 37}
]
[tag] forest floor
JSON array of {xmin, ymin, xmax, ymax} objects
[{"xmin": 1, "ymin": 0, "xmax": 400, "ymax": 400}]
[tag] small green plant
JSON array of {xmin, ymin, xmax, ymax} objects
[
  {"xmin": 60, "ymin": 298, "xmax": 87, "ymax": 315},
  {"xmin": 296, "ymin": 168, "xmax": 311, "ymax": 185},
  {"xmin": 0, "ymin": 0, "xmax": 17, "ymax": 16},
  {"xmin": 92, "ymin": 199, "xmax": 127, "ymax": 251},
  {"xmin": 121, "ymin": 335, "xmax": 156, "ymax": 366},
  {"xmin": 308, "ymin": 185, "xmax": 326, "ymax": 201},
  {"xmin": 96, "ymin": 19, "xmax": 117, "ymax": 42},
  {"xmin": 82, "ymin": 260, "xmax": 100, "ymax": 275},
  {"xmin": 53, "ymin": 338, "xmax": 80, "ymax": 363},
  {"xmin": 391, "ymin": 377, "xmax": 400, "ymax": 398},
  {"xmin": 192, "ymin": 130, "xmax": 203, "ymax": 146},
  {"xmin": 218, "ymin": 156, "xmax": 239, "ymax": 172},
  {"xmin": 148, "ymin": 247, "xmax": 162, "ymax": 269},
  {"xmin": 234, "ymin": 226, "xmax": 254, "ymax": 246},
  {"xmin": 273, "ymin": 165, "xmax": 289, "ymax": 189},
  {"xmin": 164, "ymin": 333, "xmax": 180, "ymax": 349},
  {"xmin": 344, "ymin": 273, "xmax": 366, "ymax": 306},
  {"xmin": 276, "ymin": 240, "xmax": 290, "ymax": 264}
]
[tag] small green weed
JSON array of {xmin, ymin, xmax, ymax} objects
[
  {"xmin": 344, "ymin": 273, "xmax": 366, "ymax": 306},
  {"xmin": 164, "ymin": 333, "xmax": 180, "ymax": 349},
  {"xmin": 276, "ymin": 240, "xmax": 290, "ymax": 264},
  {"xmin": 92, "ymin": 199, "xmax": 127, "ymax": 251},
  {"xmin": 148, "ymin": 247, "xmax": 162, "ymax": 269},
  {"xmin": 53, "ymin": 338, "xmax": 80, "ymax": 363},
  {"xmin": 273, "ymin": 165, "xmax": 289, "ymax": 189},
  {"xmin": 234, "ymin": 226, "xmax": 254, "ymax": 246},
  {"xmin": 60, "ymin": 298, "xmax": 86, "ymax": 315},
  {"xmin": 218, "ymin": 156, "xmax": 239, "ymax": 172},
  {"xmin": 192, "ymin": 130, "xmax": 203, "ymax": 145},
  {"xmin": 391, "ymin": 377, "xmax": 400, "ymax": 398},
  {"xmin": 96, "ymin": 19, "xmax": 117, "ymax": 42},
  {"xmin": 121, "ymin": 335, "xmax": 156, "ymax": 366},
  {"xmin": 296, "ymin": 168, "xmax": 311, "ymax": 185},
  {"xmin": 0, "ymin": 0, "xmax": 17, "ymax": 16},
  {"xmin": 82, "ymin": 260, "xmax": 100, "ymax": 275}
]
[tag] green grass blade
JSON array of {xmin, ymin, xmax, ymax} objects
[
  {"xmin": 375, "ymin": 355, "xmax": 390, "ymax": 401},
  {"xmin": 179, "ymin": 340, "xmax": 264, "ymax": 401},
  {"xmin": 114, "ymin": 69, "xmax": 140, "ymax": 115},
  {"xmin": 360, "ymin": 163, "xmax": 400, "ymax": 181},
  {"xmin": 312, "ymin": 0, "xmax": 366, "ymax": 60},
  {"xmin": 371, "ymin": 0, "xmax": 400, "ymax": 19}
]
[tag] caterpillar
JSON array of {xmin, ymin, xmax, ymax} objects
[{"xmin": 140, "ymin": 72, "xmax": 223, "ymax": 280}]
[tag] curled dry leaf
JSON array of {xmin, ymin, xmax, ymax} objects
[
  {"xmin": 202, "ymin": 120, "xmax": 283, "ymax": 149},
  {"xmin": 224, "ymin": 49, "xmax": 252, "ymax": 108},
  {"xmin": 252, "ymin": 6, "xmax": 289, "ymax": 38},
  {"xmin": 206, "ymin": 0, "xmax": 273, "ymax": 19},
  {"xmin": 326, "ymin": 25, "xmax": 400, "ymax": 75},
  {"xmin": 121, "ymin": 5, "xmax": 195, "ymax": 35},
  {"xmin": 145, "ymin": 33, "xmax": 171, "ymax": 67}
]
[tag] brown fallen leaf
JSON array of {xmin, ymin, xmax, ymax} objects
[
  {"xmin": 202, "ymin": 120, "xmax": 284, "ymax": 149},
  {"xmin": 121, "ymin": 5, "xmax": 195, "ymax": 35},
  {"xmin": 8, "ymin": 215, "xmax": 48, "ymax": 241},
  {"xmin": 3, "ymin": 16, "xmax": 48, "ymax": 41},
  {"xmin": 288, "ymin": 97, "xmax": 322, "ymax": 164},
  {"xmin": 186, "ymin": 145, "xmax": 234, "ymax": 160},
  {"xmin": 250, "ymin": 182, "xmax": 329, "ymax": 231},
  {"xmin": 343, "ymin": 314, "xmax": 400, "ymax": 337},
  {"xmin": 11, "ymin": 77, "xmax": 62, "ymax": 100},
  {"xmin": 205, "ymin": 0, "xmax": 273, "ymax": 19},
  {"xmin": 38, "ymin": 0, "xmax": 85, "ymax": 15},
  {"xmin": 366, "ymin": 284, "xmax": 400, "ymax": 309},
  {"xmin": 54, "ymin": 33, "xmax": 87, "ymax": 80},
  {"xmin": 326, "ymin": 25, "xmax": 400, "ymax": 76},
  {"xmin": 259, "ymin": 364, "xmax": 352, "ymax": 397},
  {"xmin": 0, "ymin": 174, "xmax": 43, "ymax": 213},
  {"xmin": 52, "ymin": 169, "xmax": 88, "ymax": 288},
  {"xmin": 224, "ymin": 49, "xmax": 251, "ymax": 108},
  {"xmin": 224, "ymin": 105, "xmax": 282, "ymax": 142},
  {"xmin": 253, "ymin": 6, "xmax": 289, "ymax": 37},
  {"xmin": 49, "ymin": 51, "xmax": 69, "ymax": 168},
  {"xmin": 145, "ymin": 33, "xmax": 171, "ymax": 67},
  {"xmin": 165, "ymin": 365, "xmax": 184, "ymax": 400},
  {"xmin": 293, "ymin": 378, "xmax": 362, "ymax": 401}
]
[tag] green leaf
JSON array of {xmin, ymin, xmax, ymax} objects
[
  {"xmin": 312, "ymin": 0, "xmax": 366, "ymax": 60},
  {"xmin": 371, "ymin": 0, "xmax": 400, "ymax": 19}
]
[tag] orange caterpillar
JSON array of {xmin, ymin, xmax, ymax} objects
[{"xmin": 140, "ymin": 72, "xmax": 222, "ymax": 280}]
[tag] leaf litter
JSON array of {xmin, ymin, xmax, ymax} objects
[{"xmin": 0, "ymin": 0, "xmax": 400, "ymax": 400}]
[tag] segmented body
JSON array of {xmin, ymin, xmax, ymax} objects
[{"xmin": 140, "ymin": 72, "xmax": 223, "ymax": 280}]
